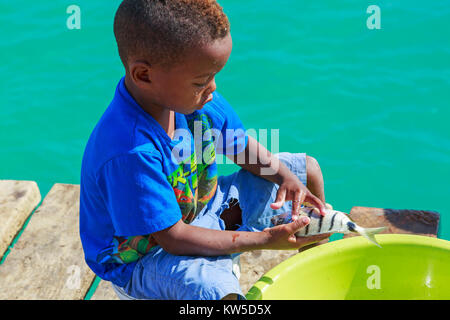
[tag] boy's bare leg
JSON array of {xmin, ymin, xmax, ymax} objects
[
  {"xmin": 305, "ymin": 155, "xmax": 325, "ymax": 204},
  {"xmin": 220, "ymin": 198, "xmax": 242, "ymax": 231},
  {"xmin": 221, "ymin": 156, "xmax": 326, "ymax": 227},
  {"xmin": 220, "ymin": 155, "xmax": 327, "ymax": 247},
  {"xmin": 299, "ymin": 155, "xmax": 329, "ymax": 252},
  {"xmin": 219, "ymin": 203, "xmax": 242, "ymax": 300}
]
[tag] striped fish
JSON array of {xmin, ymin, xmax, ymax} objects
[{"xmin": 271, "ymin": 206, "xmax": 387, "ymax": 247}]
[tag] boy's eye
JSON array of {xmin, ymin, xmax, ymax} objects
[
  {"xmin": 193, "ymin": 75, "xmax": 214, "ymax": 88},
  {"xmin": 193, "ymin": 82, "xmax": 208, "ymax": 88}
]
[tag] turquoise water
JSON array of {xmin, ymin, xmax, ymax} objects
[{"xmin": 1, "ymin": 0, "xmax": 449, "ymax": 242}]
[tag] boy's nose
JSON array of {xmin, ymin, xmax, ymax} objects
[{"xmin": 208, "ymin": 77, "xmax": 217, "ymax": 93}]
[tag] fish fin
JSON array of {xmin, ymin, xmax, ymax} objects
[{"xmin": 357, "ymin": 227, "xmax": 387, "ymax": 248}]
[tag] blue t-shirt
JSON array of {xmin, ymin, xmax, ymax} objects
[{"xmin": 79, "ymin": 77, "xmax": 247, "ymax": 287}]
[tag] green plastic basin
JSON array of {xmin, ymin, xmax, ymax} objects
[{"xmin": 246, "ymin": 234, "xmax": 450, "ymax": 300}]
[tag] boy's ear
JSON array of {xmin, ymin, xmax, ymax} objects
[{"xmin": 128, "ymin": 60, "xmax": 152, "ymax": 88}]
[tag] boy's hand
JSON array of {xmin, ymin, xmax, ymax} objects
[
  {"xmin": 228, "ymin": 136, "xmax": 326, "ymax": 218},
  {"xmin": 262, "ymin": 216, "xmax": 331, "ymax": 250},
  {"xmin": 270, "ymin": 172, "xmax": 326, "ymax": 219}
]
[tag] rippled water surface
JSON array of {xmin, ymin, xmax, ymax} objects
[{"xmin": 1, "ymin": 1, "xmax": 449, "ymax": 240}]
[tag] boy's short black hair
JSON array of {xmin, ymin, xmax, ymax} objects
[{"xmin": 114, "ymin": 0, "xmax": 230, "ymax": 70}]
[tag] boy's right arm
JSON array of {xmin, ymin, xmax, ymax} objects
[{"xmin": 152, "ymin": 216, "xmax": 331, "ymax": 256}]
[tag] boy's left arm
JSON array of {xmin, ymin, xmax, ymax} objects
[{"xmin": 227, "ymin": 135, "xmax": 326, "ymax": 218}]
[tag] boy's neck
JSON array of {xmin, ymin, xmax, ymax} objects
[{"xmin": 124, "ymin": 75, "xmax": 175, "ymax": 139}]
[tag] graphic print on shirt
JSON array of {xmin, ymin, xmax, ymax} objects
[
  {"xmin": 187, "ymin": 113, "xmax": 218, "ymax": 218},
  {"xmin": 169, "ymin": 113, "xmax": 218, "ymax": 223},
  {"xmin": 169, "ymin": 151, "xmax": 198, "ymax": 223},
  {"xmin": 98, "ymin": 113, "xmax": 219, "ymax": 264}
]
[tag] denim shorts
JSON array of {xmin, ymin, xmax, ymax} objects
[{"xmin": 121, "ymin": 152, "xmax": 307, "ymax": 300}]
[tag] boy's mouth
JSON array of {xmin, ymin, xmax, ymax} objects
[{"xmin": 200, "ymin": 93, "xmax": 213, "ymax": 105}]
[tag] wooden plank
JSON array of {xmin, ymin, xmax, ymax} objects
[
  {"xmin": 343, "ymin": 206, "xmax": 440, "ymax": 239},
  {"xmin": 0, "ymin": 183, "xmax": 96, "ymax": 299},
  {"xmin": 239, "ymin": 250, "xmax": 297, "ymax": 295},
  {"xmin": 0, "ymin": 180, "xmax": 41, "ymax": 259},
  {"xmin": 90, "ymin": 280, "xmax": 119, "ymax": 300}
]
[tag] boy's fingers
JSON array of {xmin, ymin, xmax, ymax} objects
[
  {"xmin": 291, "ymin": 192, "xmax": 301, "ymax": 220},
  {"xmin": 291, "ymin": 190, "xmax": 306, "ymax": 220},
  {"xmin": 286, "ymin": 216, "xmax": 310, "ymax": 234},
  {"xmin": 305, "ymin": 193, "xmax": 327, "ymax": 216},
  {"xmin": 295, "ymin": 233, "xmax": 332, "ymax": 246},
  {"xmin": 270, "ymin": 188, "xmax": 286, "ymax": 210},
  {"xmin": 309, "ymin": 233, "xmax": 332, "ymax": 241}
]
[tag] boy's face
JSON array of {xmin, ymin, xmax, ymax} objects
[{"xmin": 131, "ymin": 32, "xmax": 232, "ymax": 115}]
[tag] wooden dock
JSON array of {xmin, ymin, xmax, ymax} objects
[{"xmin": 0, "ymin": 179, "xmax": 440, "ymax": 300}]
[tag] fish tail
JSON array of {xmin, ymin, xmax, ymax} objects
[{"xmin": 356, "ymin": 227, "xmax": 387, "ymax": 248}]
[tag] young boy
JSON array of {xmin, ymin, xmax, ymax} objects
[{"xmin": 80, "ymin": 0, "xmax": 330, "ymax": 300}]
